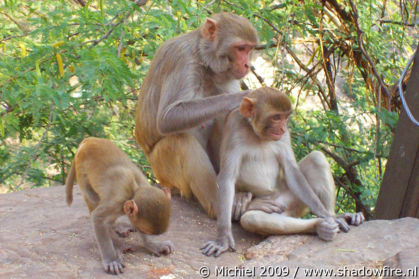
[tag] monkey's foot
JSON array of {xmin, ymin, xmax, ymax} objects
[
  {"xmin": 337, "ymin": 212, "xmax": 365, "ymax": 232},
  {"xmin": 316, "ymin": 218, "xmax": 339, "ymax": 241},
  {"xmin": 144, "ymin": 240, "xmax": 174, "ymax": 257},
  {"xmin": 103, "ymin": 259, "xmax": 125, "ymax": 275},
  {"xmin": 201, "ymin": 233, "xmax": 235, "ymax": 257},
  {"xmin": 232, "ymin": 192, "xmax": 253, "ymax": 221},
  {"xmin": 121, "ymin": 246, "xmax": 136, "ymax": 254},
  {"xmin": 247, "ymin": 198, "xmax": 286, "ymax": 215}
]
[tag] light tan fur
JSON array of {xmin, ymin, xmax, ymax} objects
[
  {"xmin": 202, "ymin": 88, "xmax": 364, "ymax": 257},
  {"xmin": 65, "ymin": 137, "xmax": 173, "ymax": 274}
]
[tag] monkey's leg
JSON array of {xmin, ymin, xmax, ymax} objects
[
  {"xmin": 241, "ymin": 209, "xmax": 338, "ymax": 241},
  {"xmin": 298, "ymin": 151, "xmax": 336, "ymax": 216},
  {"xmin": 240, "ymin": 210, "xmax": 320, "ymax": 235},
  {"xmin": 149, "ymin": 134, "xmax": 218, "ymax": 218},
  {"xmin": 91, "ymin": 205, "xmax": 124, "ymax": 275},
  {"xmin": 299, "ymin": 151, "xmax": 364, "ymax": 230},
  {"xmin": 241, "ymin": 190, "xmax": 338, "ymax": 240},
  {"xmin": 78, "ymin": 179, "xmax": 100, "ymax": 213}
]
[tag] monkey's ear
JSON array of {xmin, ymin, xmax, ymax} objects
[
  {"xmin": 202, "ymin": 18, "xmax": 218, "ymax": 41},
  {"xmin": 240, "ymin": 97, "xmax": 256, "ymax": 118},
  {"xmin": 162, "ymin": 187, "xmax": 171, "ymax": 200},
  {"xmin": 123, "ymin": 200, "xmax": 139, "ymax": 217}
]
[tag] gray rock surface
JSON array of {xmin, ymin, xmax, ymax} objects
[{"xmin": 0, "ymin": 186, "xmax": 418, "ymax": 279}]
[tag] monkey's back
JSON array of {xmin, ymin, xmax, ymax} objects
[
  {"xmin": 134, "ymin": 30, "xmax": 202, "ymax": 155},
  {"xmin": 74, "ymin": 137, "xmax": 142, "ymax": 203}
]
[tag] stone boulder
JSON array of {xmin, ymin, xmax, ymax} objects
[{"xmin": 0, "ymin": 186, "xmax": 417, "ymax": 278}]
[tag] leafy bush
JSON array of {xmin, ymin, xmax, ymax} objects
[{"xmin": 0, "ymin": 0, "xmax": 416, "ymax": 216}]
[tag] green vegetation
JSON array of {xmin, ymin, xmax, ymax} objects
[{"xmin": 0, "ymin": 0, "xmax": 416, "ymax": 217}]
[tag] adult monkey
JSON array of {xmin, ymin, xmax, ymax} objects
[{"xmin": 135, "ymin": 12, "xmax": 260, "ymax": 218}]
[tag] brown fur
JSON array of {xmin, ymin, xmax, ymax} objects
[
  {"xmin": 65, "ymin": 137, "xmax": 172, "ymax": 274},
  {"xmin": 135, "ymin": 13, "xmax": 258, "ymax": 218}
]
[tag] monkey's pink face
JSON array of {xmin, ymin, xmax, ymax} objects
[
  {"xmin": 230, "ymin": 42, "xmax": 256, "ymax": 79},
  {"xmin": 263, "ymin": 113, "xmax": 290, "ymax": 141}
]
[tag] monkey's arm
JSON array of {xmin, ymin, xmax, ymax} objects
[
  {"xmin": 91, "ymin": 206, "xmax": 124, "ymax": 275},
  {"xmin": 157, "ymin": 91, "xmax": 248, "ymax": 134},
  {"xmin": 277, "ymin": 147, "xmax": 333, "ymax": 219},
  {"xmin": 201, "ymin": 149, "xmax": 241, "ymax": 257}
]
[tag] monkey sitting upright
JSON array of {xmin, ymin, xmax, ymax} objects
[
  {"xmin": 65, "ymin": 137, "xmax": 173, "ymax": 275},
  {"xmin": 202, "ymin": 87, "xmax": 364, "ymax": 257}
]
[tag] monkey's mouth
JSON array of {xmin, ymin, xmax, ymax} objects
[
  {"xmin": 269, "ymin": 131, "xmax": 284, "ymax": 141},
  {"xmin": 232, "ymin": 69, "xmax": 249, "ymax": 79}
]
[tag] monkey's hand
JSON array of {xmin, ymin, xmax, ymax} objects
[
  {"xmin": 336, "ymin": 212, "xmax": 365, "ymax": 232},
  {"xmin": 247, "ymin": 196, "xmax": 286, "ymax": 215},
  {"xmin": 316, "ymin": 217, "xmax": 339, "ymax": 241},
  {"xmin": 201, "ymin": 231, "xmax": 235, "ymax": 257},
  {"xmin": 103, "ymin": 258, "xmax": 125, "ymax": 275},
  {"xmin": 143, "ymin": 237, "xmax": 174, "ymax": 257},
  {"xmin": 232, "ymin": 192, "xmax": 253, "ymax": 221}
]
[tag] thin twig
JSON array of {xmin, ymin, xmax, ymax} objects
[
  {"xmin": 250, "ymin": 66, "xmax": 265, "ymax": 86},
  {"xmin": 348, "ymin": 0, "xmax": 392, "ymax": 102},
  {"xmin": 378, "ymin": 19, "xmax": 415, "ymax": 27},
  {"xmin": 117, "ymin": 30, "xmax": 126, "ymax": 57},
  {"xmin": 84, "ymin": 0, "xmax": 146, "ymax": 47},
  {"xmin": 319, "ymin": 4, "xmax": 337, "ymax": 110},
  {"xmin": 336, "ymin": 178, "xmax": 373, "ymax": 218},
  {"xmin": 292, "ymin": 131, "xmax": 386, "ymax": 157}
]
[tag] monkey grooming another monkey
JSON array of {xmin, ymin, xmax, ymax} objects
[
  {"xmin": 65, "ymin": 137, "xmax": 173, "ymax": 275},
  {"xmin": 135, "ymin": 12, "xmax": 260, "ymax": 219},
  {"xmin": 202, "ymin": 87, "xmax": 364, "ymax": 257}
]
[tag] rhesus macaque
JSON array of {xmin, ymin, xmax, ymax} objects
[
  {"xmin": 135, "ymin": 12, "xmax": 259, "ymax": 218},
  {"xmin": 65, "ymin": 137, "xmax": 173, "ymax": 275},
  {"xmin": 201, "ymin": 87, "xmax": 364, "ymax": 257}
]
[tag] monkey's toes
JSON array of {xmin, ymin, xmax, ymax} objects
[{"xmin": 352, "ymin": 212, "xmax": 365, "ymax": 226}]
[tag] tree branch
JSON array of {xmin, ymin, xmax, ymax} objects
[
  {"xmin": 348, "ymin": 0, "xmax": 392, "ymax": 101},
  {"xmin": 378, "ymin": 19, "xmax": 415, "ymax": 27}
]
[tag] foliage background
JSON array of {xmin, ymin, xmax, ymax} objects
[{"xmin": 0, "ymin": 0, "xmax": 417, "ymax": 218}]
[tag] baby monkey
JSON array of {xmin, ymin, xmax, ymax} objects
[
  {"xmin": 202, "ymin": 87, "xmax": 364, "ymax": 257},
  {"xmin": 66, "ymin": 137, "xmax": 173, "ymax": 274}
]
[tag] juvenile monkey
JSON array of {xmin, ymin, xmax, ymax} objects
[
  {"xmin": 65, "ymin": 137, "xmax": 173, "ymax": 274},
  {"xmin": 202, "ymin": 87, "xmax": 364, "ymax": 257},
  {"xmin": 135, "ymin": 12, "xmax": 258, "ymax": 218}
]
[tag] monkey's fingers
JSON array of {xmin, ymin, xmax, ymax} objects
[
  {"xmin": 104, "ymin": 261, "xmax": 125, "ymax": 275},
  {"xmin": 201, "ymin": 242, "xmax": 218, "ymax": 256},
  {"xmin": 159, "ymin": 241, "xmax": 174, "ymax": 255},
  {"xmin": 201, "ymin": 241, "xmax": 229, "ymax": 257},
  {"xmin": 335, "ymin": 218, "xmax": 350, "ymax": 233},
  {"xmin": 316, "ymin": 219, "xmax": 339, "ymax": 241}
]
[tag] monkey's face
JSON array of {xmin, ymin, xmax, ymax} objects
[
  {"xmin": 261, "ymin": 112, "xmax": 291, "ymax": 141},
  {"xmin": 249, "ymin": 112, "xmax": 288, "ymax": 141},
  {"xmin": 228, "ymin": 41, "xmax": 256, "ymax": 79}
]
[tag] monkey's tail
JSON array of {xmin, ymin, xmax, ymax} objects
[{"xmin": 65, "ymin": 161, "xmax": 76, "ymax": 206}]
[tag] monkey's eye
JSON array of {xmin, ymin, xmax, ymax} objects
[
  {"xmin": 272, "ymin": 114, "xmax": 282, "ymax": 121},
  {"xmin": 236, "ymin": 45, "xmax": 247, "ymax": 52}
]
